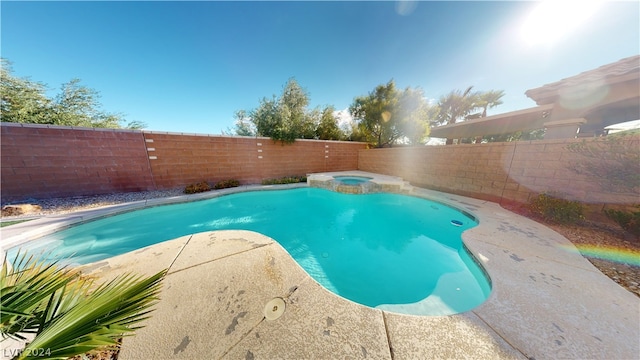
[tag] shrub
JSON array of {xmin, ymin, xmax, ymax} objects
[
  {"xmin": 184, "ymin": 181, "xmax": 211, "ymax": 194},
  {"xmin": 214, "ymin": 179, "xmax": 240, "ymax": 190},
  {"xmin": 528, "ymin": 193, "xmax": 584, "ymax": 224},
  {"xmin": 604, "ymin": 206, "xmax": 640, "ymax": 238},
  {"xmin": 261, "ymin": 175, "xmax": 307, "ymax": 185}
]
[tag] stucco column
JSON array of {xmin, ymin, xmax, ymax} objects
[{"xmin": 543, "ymin": 118, "xmax": 587, "ymax": 140}]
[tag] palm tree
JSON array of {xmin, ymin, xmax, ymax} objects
[
  {"xmin": 434, "ymin": 86, "xmax": 478, "ymax": 126},
  {"xmin": 476, "ymin": 90, "xmax": 505, "ymax": 118},
  {"xmin": 1, "ymin": 253, "xmax": 165, "ymax": 360},
  {"xmin": 433, "ymin": 86, "xmax": 479, "ymax": 144}
]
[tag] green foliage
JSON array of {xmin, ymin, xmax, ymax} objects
[
  {"xmin": 345, "ymin": 123, "xmax": 369, "ymax": 142},
  {"xmin": 567, "ymin": 132, "xmax": 640, "ymax": 193},
  {"xmin": 528, "ymin": 193, "xmax": 585, "ymax": 224},
  {"xmin": 213, "ymin": 179, "xmax": 240, "ymax": 190},
  {"xmin": 1, "ymin": 59, "xmax": 51, "ymax": 125},
  {"xmin": 280, "ymin": 78, "xmax": 312, "ymax": 141},
  {"xmin": 1, "ymin": 252, "xmax": 165, "ymax": 360},
  {"xmin": 430, "ymin": 86, "xmax": 504, "ymax": 144},
  {"xmin": 242, "ymin": 78, "xmax": 337, "ymax": 143},
  {"xmin": 231, "ymin": 110, "xmax": 255, "ymax": 136},
  {"xmin": 1, "ymin": 58, "xmax": 145, "ymax": 129},
  {"xmin": 349, "ymin": 80, "xmax": 431, "ymax": 147},
  {"xmin": 476, "ymin": 89, "xmax": 505, "ymax": 118},
  {"xmin": 184, "ymin": 181, "xmax": 211, "ymax": 194},
  {"xmin": 50, "ymin": 79, "xmax": 123, "ymax": 128},
  {"xmin": 604, "ymin": 206, "xmax": 640, "ymax": 238},
  {"xmin": 261, "ymin": 175, "xmax": 307, "ymax": 185},
  {"xmin": 236, "ymin": 79, "xmax": 350, "ymax": 142},
  {"xmin": 251, "ymin": 96, "xmax": 281, "ymax": 139},
  {"xmin": 315, "ymin": 105, "xmax": 344, "ymax": 140},
  {"xmin": 396, "ymin": 86, "xmax": 432, "ymax": 145},
  {"xmin": 433, "ymin": 86, "xmax": 477, "ymax": 126},
  {"xmin": 462, "ymin": 128, "xmax": 546, "ymax": 144}
]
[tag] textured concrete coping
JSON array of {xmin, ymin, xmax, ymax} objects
[{"xmin": 2, "ymin": 181, "xmax": 638, "ymax": 359}]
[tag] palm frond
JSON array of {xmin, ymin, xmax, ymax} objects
[
  {"xmin": 17, "ymin": 270, "xmax": 166, "ymax": 360},
  {"xmin": 0, "ymin": 252, "xmax": 78, "ymax": 340},
  {"xmin": 2, "ymin": 251, "xmax": 167, "ymax": 360}
]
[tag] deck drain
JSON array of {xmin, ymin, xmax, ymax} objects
[{"xmin": 264, "ymin": 297, "xmax": 286, "ymax": 321}]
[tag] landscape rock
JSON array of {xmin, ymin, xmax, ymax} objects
[{"xmin": 1, "ymin": 204, "xmax": 42, "ymax": 216}]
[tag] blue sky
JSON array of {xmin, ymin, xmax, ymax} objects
[{"xmin": 2, "ymin": 1, "xmax": 638, "ymax": 134}]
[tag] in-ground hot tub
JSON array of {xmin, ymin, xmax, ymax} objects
[
  {"xmin": 308, "ymin": 172, "xmax": 412, "ymax": 194},
  {"xmin": 333, "ymin": 176, "xmax": 373, "ymax": 185}
]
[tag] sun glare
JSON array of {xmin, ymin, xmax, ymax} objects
[{"xmin": 520, "ymin": 0, "xmax": 602, "ymax": 47}]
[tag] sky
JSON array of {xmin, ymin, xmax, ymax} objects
[{"xmin": 1, "ymin": 1, "xmax": 639, "ymax": 135}]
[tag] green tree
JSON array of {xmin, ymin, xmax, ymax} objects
[
  {"xmin": 231, "ymin": 109, "xmax": 255, "ymax": 136},
  {"xmin": 433, "ymin": 86, "xmax": 478, "ymax": 127},
  {"xmin": 350, "ymin": 80, "xmax": 430, "ymax": 147},
  {"xmin": 0, "ymin": 59, "xmax": 144, "ymax": 129},
  {"xmin": 344, "ymin": 119, "xmax": 368, "ymax": 142},
  {"xmin": 51, "ymin": 79, "xmax": 126, "ymax": 128},
  {"xmin": 350, "ymin": 81, "xmax": 399, "ymax": 147},
  {"xmin": 246, "ymin": 78, "xmax": 318, "ymax": 143},
  {"xmin": 278, "ymin": 78, "xmax": 311, "ymax": 141},
  {"xmin": 396, "ymin": 87, "xmax": 432, "ymax": 145},
  {"xmin": 432, "ymin": 87, "xmax": 507, "ymax": 144},
  {"xmin": 476, "ymin": 89, "xmax": 505, "ymax": 118},
  {"xmin": 300, "ymin": 106, "xmax": 320, "ymax": 140},
  {"xmin": 1, "ymin": 253, "xmax": 165, "ymax": 360},
  {"xmin": 251, "ymin": 95, "xmax": 280, "ymax": 139},
  {"xmin": 315, "ymin": 105, "xmax": 344, "ymax": 140},
  {"xmin": 0, "ymin": 59, "xmax": 52, "ymax": 124}
]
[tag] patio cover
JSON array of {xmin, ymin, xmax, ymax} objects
[
  {"xmin": 525, "ymin": 56, "xmax": 639, "ymax": 105},
  {"xmin": 429, "ymin": 104, "xmax": 554, "ymax": 139}
]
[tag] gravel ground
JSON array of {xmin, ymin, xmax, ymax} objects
[
  {"xmin": 1, "ymin": 188, "xmax": 185, "ymax": 218},
  {"xmin": 543, "ymin": 221, "xmax": 640, "ymax": 298}
]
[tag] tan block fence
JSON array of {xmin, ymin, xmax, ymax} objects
[
  {"xmin": 1, "ymin": 123, "xmax": 638, "ymax": 209},
  {"xmin": 1, "ymin": 124, "xmax": 156, "ymax": 201},
  {"xmin": 0, "ymin": 123, "xmax": 363, "ymax": 201},
  {"xmin": 358, "ymin": 137, "xmax": 639, "ymax": 208}
]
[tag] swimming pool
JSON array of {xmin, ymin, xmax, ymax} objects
[{"xmin": 10, "ymin": 187, "xmax": 491, "ymax": 315}]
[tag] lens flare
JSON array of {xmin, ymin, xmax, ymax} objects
[
  {"xmin": 395, "ymin": 0, "xmax": 417, "ymax": 16},
  {"xmin": 560, "ymin": 244, "xmax": 640, "ymax": 267}
]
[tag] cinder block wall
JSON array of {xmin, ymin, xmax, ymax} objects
[
  {"xmin": 358, "ymin": 143, "xmax": 516, "ymax": 203},
  {"xmin": 1, "ymin": 123, "xmax": 366, "ymax": 202},
  {"xmin": 358, "ymin": 137, "xmax": 639, "ymax": 206},
  {"xmin": 4, "ymin": 122, "xmax": 635, "ymax": 208},
  {"xmin": 142, "ymin": 131, "xmax": 363, "ymax": 188},
  {"xmin": 1, "ymin": 123, "xmax": 155, "ymax": 201}
]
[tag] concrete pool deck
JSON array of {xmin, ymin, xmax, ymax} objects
[{"xmin": 1, "ymin": 173, "xmax": 638, "ymax": 359}]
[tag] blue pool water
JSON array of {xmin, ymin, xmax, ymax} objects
[
  {"xmin": 11, "ymin": 188, "xmax": 491, "ymax": 315},
  {"xmin": 333, "ymin": 176, "xmax": 372, "ymax": 185}
]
